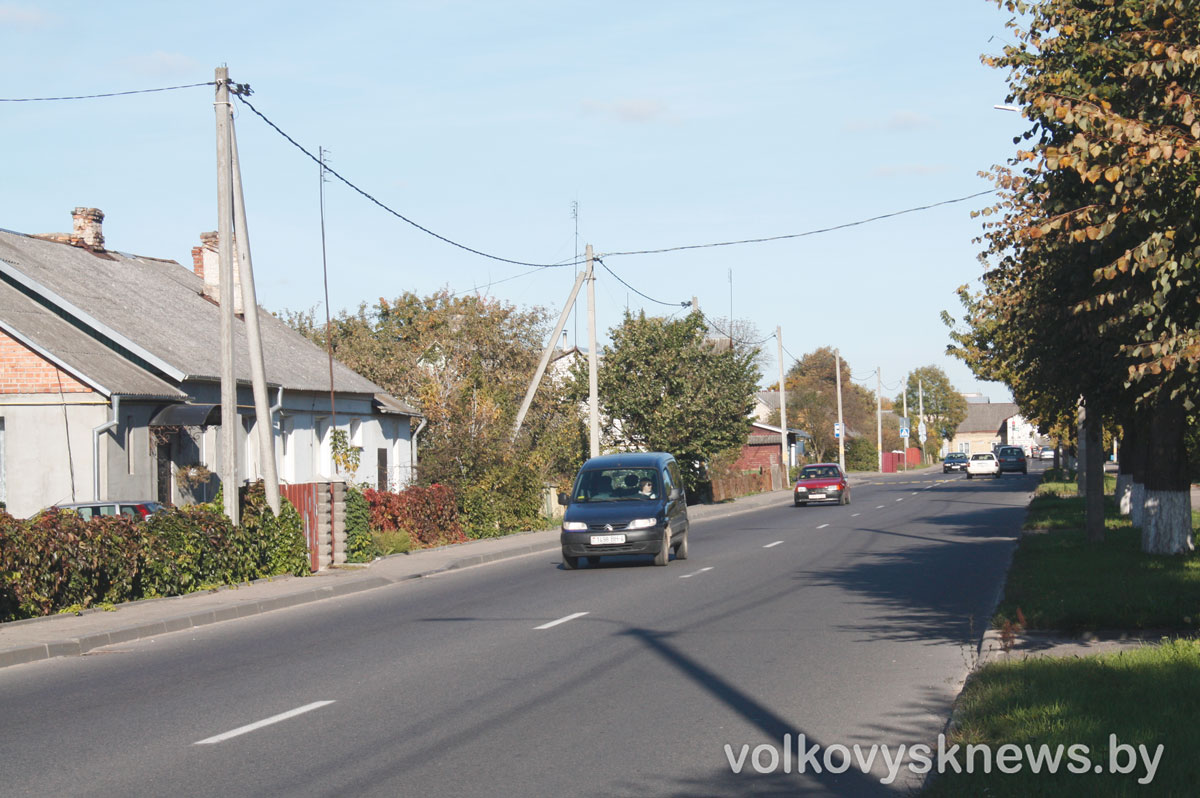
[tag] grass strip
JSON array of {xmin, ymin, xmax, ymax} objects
[
  {"xmin": 994, "ymin": 475, "xmax": 1200, "ymax": 632},
  {"xmin": 925, "ymin": 639, "xmax": 1200, "ymax": 796}
]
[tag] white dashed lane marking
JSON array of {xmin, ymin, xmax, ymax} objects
[
  {"xmin": 195, "ymin": 701, "xmax": 336, "ymax": 745},
  {"xmin": 763, "ymin": 541, "xmax": 784, "ymax": 548},
  {"xmin": 534, "ymin": 612, "xmax": 589, "ymax": 630}
]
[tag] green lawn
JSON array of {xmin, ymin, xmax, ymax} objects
[
  {"xmin": 925, "ymin": 639, "xmax": 1200, "ymax": 796},
  {"xmin": 994, "ymin": 476, "xmax": 1200, "ymax": 632}
]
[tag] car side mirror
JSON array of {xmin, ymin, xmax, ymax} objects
[
  {"xmin": 669, "ymin": 487, "xmax": 683, "ymax": 501},
  {"xmin": 557, "ymin": 491, "xmax": 569, "ymax": 506}
]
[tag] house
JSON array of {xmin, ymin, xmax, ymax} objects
[
  {"xmin": 752, "ymin": 390, "xmax": 779, "ymax": 423},
  {"xmin": 946, "ymin": 401, "xmax": 1035, "ymax": 455},
  {"xmin": 0, "ymin": 208, "xmax": 421, "ymax": 518},
  {"xmin": 732, "ymin": 421, "xmax": 811, "ymax": 472}
]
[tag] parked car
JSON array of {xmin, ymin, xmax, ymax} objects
[
  {"xmin": 995, "ymin": 445, "xmax": 1028, "ymax": 474},
  {"xmin": 52, "ymin": 500, "xmax": 166, "ymax": 521},
  {"xmin": 558, "ymin": 452, "xmax": 690, "ymax": 569},
  {"xmin": 966, "ymin": 453, "xmax": 1001, "ymax": 479},
  {"xmin": 793, "ymin": 463, "xmax": 851, "ymax": 506},
  {"xmin": 942, "ymin": 452, "xmax": 969, "ymax": 473}
]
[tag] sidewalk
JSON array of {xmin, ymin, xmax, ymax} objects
[{"xmin": 0, "ymin": 487, "xmax": 793, "ymax": 670}]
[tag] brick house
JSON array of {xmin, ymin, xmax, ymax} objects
[
  {"xmin": 946, "ymin": 401, "xmax": 1035, "ymax": 455},
  {"xmin": 0, "ymin": 208, "xmax": 422, "ymax": 517}
]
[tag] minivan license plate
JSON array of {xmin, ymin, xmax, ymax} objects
[{"xmin": 590, "ymin": 534, "xmax": 626, "ymax": 545}]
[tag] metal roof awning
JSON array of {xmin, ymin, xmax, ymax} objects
[{"xmin": 150, "ymin": 403, "xmax": 222, "ymax": 427}]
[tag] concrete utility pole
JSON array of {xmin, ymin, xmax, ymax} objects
[
  {"xmin": 512, "ymin": 268, "xmax": 589, "ymax": 440},
  {"xmin": 215, "ymin": 67, "xmax": 239, "ymax": 525},
  {"xmin": 586, "ymin": 244, "xmax": 600, "ymax": 458},
  {"xmin": 230, "ymin": 109, "xmax": 280, "ymax": 515},
  {"xmin": 835, "ymin": 349, "xmax": 845, "ymax": 473},
  {"xmin": 876, "ymin": 367, "xmax": 883, "ymax": 473},
  {"xmin": 918, "ymin": 378, "xmax": 926, "ymax": 464},
  {"xmin": 902, "ymin": 388, "xmax": 909, "ymax": 470},
  {"xmin": 777, "ymin": 327, "xmax": 789, "ymax": 486}
]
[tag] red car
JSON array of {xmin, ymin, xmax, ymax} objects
[{"xmin": 793, "ymin": 463, "xmax": 851, "ymax": 506}]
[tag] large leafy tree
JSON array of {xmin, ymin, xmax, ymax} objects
[
  {"xmin": 587, "ymin": 310, "xmax": 759, "ymax": 491},
  {"xmin": 948, "ymin": 0, "xmax": 1199, "ymax": 552},
  {"xmin": 284, "ymin": 291, "xmax": 585, "ymax": 533},
  {"xmin": 771, "ymin": 347, "xmax": 879, "ymax": 465},
  {"xmin": 895, "ymin": 366, "xmax": 969, "ymax": 453}
]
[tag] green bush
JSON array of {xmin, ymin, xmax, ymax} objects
[
  {"xmin": 460, "ymin": 463, "xmax": 545, "ymax": 538},
  {"xmin": 240, "ymin": 481, "xmax": 311, "ymax": 577},
  {"xmin": 371, "ymin": 528, "xmax": 411, "ymax": 555},
  {"xmin": 845, "ymin": 437, "xmax": 877, "ymax": 472},
  {"xmin": 345, "ymin": 486, "xmax": 377, "ymax": 562},
  {"xmin": 0, "ymin": 483, "xmax": 312, "ymax": 622}
]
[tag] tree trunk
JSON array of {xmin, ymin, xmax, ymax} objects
[
  {"xmin": 1142, "ymin": 395, "xmax": 1194, "ymax": 555},
  {"xmin": 1082, "ymin": 400, "xmax": 1105, "ymax": 542},
  {"xmin": 1076, "ymin": 399, "xmax": 1088, "ymax": 496},
  {"xmin": 1116, "ymin": 422, "xmax": 1134, "ymax": 516},
  {"xmin": 1130, "ymin": 412, "xmax": 1151, "ymax": 529}
]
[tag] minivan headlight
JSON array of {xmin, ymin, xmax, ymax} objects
[
  {"xmin": 627, "ymin": 518, "xmax": 657, "ymax": 530},
  {"xmin": 563, "ymin": 521, "xmax": 587, "ymax": 531}
]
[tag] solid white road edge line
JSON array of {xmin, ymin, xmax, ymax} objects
[
  {"xmin": 763, "ymin": 541, "xmax": 784, "ymax": 548},
  {"xmin": 194, "ymin": 701, "xmax": 336, "ymax": 745},
  {"xmin": 534, "ymin": 611, "xmax": 590, "ymax": 630}
]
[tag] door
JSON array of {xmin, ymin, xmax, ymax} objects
[{"xmin": 156, "ymin": 438, "xmax": 172, "ymax": 505}]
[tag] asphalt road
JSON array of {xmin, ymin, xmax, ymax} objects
[{"xmin": 0, "ymin": 466, "xmax": 1040, "ymax": 797}]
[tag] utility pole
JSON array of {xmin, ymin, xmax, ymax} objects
[
  {"xmin": 230, "ymin": 105, "xmax": 280, "ymax": 515},
  {"xmin": 918, "ymin": 378, "xmax": 926, "ymax": 464},
  {"xmin": 902, "ymin": 387, "xmax": 909, "ymax": 471},
  {"xmin": 876, "ymin": 367, "xmax": 883, "ymax": 473},
  {"xmin": 215, "ymin": 67, "xmax": 239, "ymax": 525},
  {"xmin": 777, "ymin": 327, "xmax": 789, "ymax": 486},
  {"xmin": 835, "ymin": 349, "xmax": 845, "ymax": 473},
  {"xmin": 586, "ymin": 244, "xmax": 600, "ymax": 458},
  {"xmin": 512, "ymin": 269, "xmax": 588, "ymax": 440}
]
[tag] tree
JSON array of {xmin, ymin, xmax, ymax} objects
[
  {"xmin": 894, "ymin": 366, "xmax": 968, "ymax": 455},
  {"xmin": 283, "ymin": 291, "xmax": 585, "ymax": 533},
  {"xmin": 949, "ymin": 0, "xmax": 1200, "ymax": 552},
  {"xmin": 586, "ymin": 310, "xmax": 760, "ymax": 492},
  {"xmin": 772, "ymin": 347, "xmax": 878, "ymax": 465}
]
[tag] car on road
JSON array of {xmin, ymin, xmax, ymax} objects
[
  {"xmin": 995, "ymin": 445, "xmax": 1028, "ymax": 474},
  {"xmin": 942, "ymin": 452, "xmax": 969, "ymax": 473},
  {"xmin": 966, "ymin": 452, "xmax": 1001, "ymax": 479},
  {"xmin": 52, "ymin": 500, "xmax": 166, "ymax": 521},
  {"xmin": 1040, "ymin": 447, "xmax": 1056, "ymax": 460},
  {"xmin": 558, "ymin": 452, "xmax": 690, "ymax": 569},
  {"xmin": 793, "ymin": 463, "xmax": 851, "ymax": 506}
]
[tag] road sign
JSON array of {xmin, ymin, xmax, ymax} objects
[
  {"xmin": 918, "ymin": 421, "xmax": 927, "ymax": 444},
  {"xmin": 834, "ymin": 422, "xmax": 843, "ymax": 439},
  {"xmin": 899, "ymin": 427, "xmax": 910, "ymax": 439}
]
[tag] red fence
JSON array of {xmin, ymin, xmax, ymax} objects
[{"xmin": 280, "ymin": 483, "xmax": 321, "ymax": 572}]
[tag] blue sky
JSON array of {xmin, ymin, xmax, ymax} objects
[{"xmin": 2, "ymin": 1, "xmax": 1024, "ymax": 403}]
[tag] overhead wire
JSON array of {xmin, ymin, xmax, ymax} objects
[
  {"xmin": 598, "ymin": 190, "xmax": 996, "ymax": 259},
  {"xmin": 234, "ymin": 92, "xmax": 584, "ymax": 270},
  {"xmin": 0, "ymin": 82, "xmax": 216, "ymax": 102}
]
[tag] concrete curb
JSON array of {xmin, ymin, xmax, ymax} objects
[{"xmin": 0, "ymin": 487, "xmax": 790, "ymax": 670}]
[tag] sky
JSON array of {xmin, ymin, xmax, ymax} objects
[{"xmin": 1, "ymin": 1, "xmax": 1026, "ymax": 405}]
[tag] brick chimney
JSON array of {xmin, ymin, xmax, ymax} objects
[
  {"xmin": 70, "ymin": 207, "xmax": 105, "ymax": 251},
  {"xmin": 191, "ymin": 231, "xmax": 244, "ymax": 313}
]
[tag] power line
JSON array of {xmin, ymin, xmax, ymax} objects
[
  {"xmin": 0, "ymin": 82, "xmax": 215, "ymax": 102},
  {"xmin": 595, "ymin": 259, "xmax": 688, "ymax": 308},
  {"xmin": 599, "ymin": 190, "xmax": 996, "ymax": 259},
  {"xmin": 234, "ymin": 93, "xmax": 584, "ymax": 270}
]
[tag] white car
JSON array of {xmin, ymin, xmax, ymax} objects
[{"xmin": 966, "ymin": 452, "xmax": 1000, "ymax": 479}]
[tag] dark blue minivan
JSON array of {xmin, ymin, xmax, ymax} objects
[{"xmin": 558, "ymin": 452, "xmax": 690, "ymax": 569}]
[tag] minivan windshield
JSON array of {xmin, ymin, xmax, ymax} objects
[{"xmin": 572, "ymin": 468, "xmax": 660, "ymax": 502}]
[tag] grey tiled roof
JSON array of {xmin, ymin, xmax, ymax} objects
[
  {"xmin": 0, "ymin": 229, "xmax": 384, "ymax": 396},
  {"xmin": 956, "ymin": 402, "xmax": 1020, "ymax": 434},
  {"xmin": 0, "ymin": 278, "xmax": 184, "ymax": 399}
]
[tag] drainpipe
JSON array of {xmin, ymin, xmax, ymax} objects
[
  {"xmin": 269, "ymin": 387, "xmax": 284, "ymax": 420},
  {"xmin": 409, "ymin": 416, "xmax": 427, "ymax": 487},
  {"xmin": 92, "ymin": 394, "xmax": 121, "ymax": 501}
]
